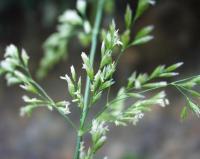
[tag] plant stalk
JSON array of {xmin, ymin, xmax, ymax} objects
[{"xmin": 73, "ymin": 0, "xmax": 105, "ymax": 158}]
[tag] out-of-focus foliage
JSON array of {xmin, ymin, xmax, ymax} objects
[{"xmin": 37, "ymin": 0, "xmax": 92, "ymax": 79}]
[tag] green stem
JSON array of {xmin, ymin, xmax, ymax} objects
[{"xmin": 73, "ymin": 0, "xmax": 105, "ymax": 159}]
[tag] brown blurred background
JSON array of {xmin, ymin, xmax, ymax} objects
[{"xmin": 0, "ymin": 0, "xmax": 200, "ymax": 159}]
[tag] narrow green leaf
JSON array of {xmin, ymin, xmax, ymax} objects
[
  {"xmin": 126, "ymin": 93, "xmax": 145, "ymax": 99},
  {"xmin": 191, "ymin": 76, "xmax": 200, "ymax": 85},
  {"xmin": 0, "ymin": 67, "xmax": 4, "ymax": 76},
  {"xmin": 143, "ymin": 81, "xmax": 167, "ymax": 88},
  {"xmin": 132, "ymin": 35, "xmax": 154, "ymax": 46},
  {"xmin": 185, "ymin": 89, "xmax": 200, "ymax": 98},
  {"xmin": 131, "ymin": 25, "xmax": 154, "ymax": 46},
  {"xmin": 14, "ymin": 71, "xmax": 28, "ymax": 83},
  {"xmin": 21, "ymin": 49, "xmax": 29, "ymax": 67},
  {"xmin": 135, "ymin": 0, "xmax": 155, "ymax": 21},
  {"xmin": 100, "ymin": 53, "xmax": 112, "ymax": 69},
  {"xmin": 70, "ymin": 65, "xmax": 76, "ymax": 82},
  {"xmin": 136, "ymin": 25, "xmax": 154, "ymax": 39},
  {"xmin": 100, "ymin": 80, "xmax": 115, "ymax": 90},
  {"xmin": 60, "ymin": 74, "xmax": 75, "ymax": 97},
  {"xmin": 188, "ymin": 101, "xmax": 200, "ymax": 117},
  {"xmin": 81, "ymin": 52, "xmax": 94, "ymax": 80},
  {"xmin": 78, "ymin": 32, "xmax": 91, "ymax": 47},
  {"xmin": 20, "ymin": 84, "xmax": 38, "ymax": 94},
  {"xmin": 121, "ymin": 30, "xmax": 130, "ymax": 48},
  {"xmin": 150, "ymin": 65, "xmax": 165, "ymax": 79},
  {"xmin": 125, "ymin": 5, "xmax": 132, "ymax": 29},
  {"xmin": 5, "ymin": 74, "xmax": 21, "ymax": 86},
  {"xmin": 179, "ymin": 81, "xmax": 196, "ymax": 89},
  {"xmin": 159, "ymin": 72, "xmax": 179, "ymax": 78},
  {"xmin": 165, "ymin": 62, "xmax": 183, "ymax": 72},
  {"xmin": 20, "ymin": 105, "xmax": 39, "ymax": 117},
  {"xmin": 76, "ymin": 0, "xmax": 86, "ymax": 15},
  {"xmin": 0, "ymin": 60, "xmax": 15, "ymax": 72},
  {"xmin": 127, "ymin": 72, "xmax": 137, "ymax": 89},
  {"xmin": 109, "ymin": 20, "xmax": 116, "ymax": 34},
  {"xmin": 137, "ymin": 73, "xmax": 148, "ymax": 84},
  {"xmin": 5, "ymin": 44, "xmax": 19, "ymax": 58},
  {"xmin": 83, "ymin": 21, "xmax": 91, "ymax": 34},
  {"xmin": 180, "ymin": 106, "xmax": 188, "ymax": 120},
  {"xmin": 92, "ymin": 91, "xmax": 102, "ymax": 104}
]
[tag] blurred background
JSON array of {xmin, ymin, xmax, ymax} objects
[{"xmin": 0, "ymin": 0, "xmax": 200, "ymax": 159}]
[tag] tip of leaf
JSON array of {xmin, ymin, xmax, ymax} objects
[
  {"xmin": 81, "ymin": 52, "xmax": 87, "ymax": 58},
  {"xmin": 148, "ymin": 25, "xmax": 155, "ymax": 31},
  {"xmin": 149, "ymin": 0, "xmax": 156, "ymax": 5},
  {"xmin": 177, "ymin": 62, "xmax": 184, "ymax": 67}
]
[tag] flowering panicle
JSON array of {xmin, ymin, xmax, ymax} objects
[
  {"xmin": 90, "ymin": 120, "xmax": 109, "ymax": 153},
  {"xmin": 98, "ymin": 62, "xmax": 184, "ymax": 126},
  {"xmin": 101, "ymin": 90, "xmax": 169, "ymax": 126},
  {"xmin": 121, "ymin": 1, "xmax": 156, "ymax": 50},
  {"xmin": 79, "ymin": 120, "xmax": 109, "ymax": 159},
  {"xmin": 61, "ymin": 66, "xmax": 83, "ymax": 108},
  {"xmin": 127, "ymin": 62, "xmax": 183, "ymax": 90},
  {"xmin": 101, "ymin": 21, "xmax": 122, "ymax": 52},
  {"xmin": 0, "ymin": 45, "xmax": 71, "ymax": 117},
  {"xmin": 1, "ymin": 1, "xmax": 200, "ymax": 159},
  {"xmin": 62, "ymin": 21, "xmax": 121, "ymax": 108},
  {"xmin": 89, "ymin": 22, "xmax": 122, "ymax": 105}
]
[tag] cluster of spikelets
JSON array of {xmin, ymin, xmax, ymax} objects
[
  {"xmin": 79, "ymin": 120, "xmax": 109, "ymax": 159},
  {"xmin": 1, "ymin": 0, "xmax": 200, "ymax": 159},
  {"xmin": 0, "ymin": 45, "xmax": 71, "ymax": 117}
]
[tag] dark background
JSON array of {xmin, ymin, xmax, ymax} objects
[{"xmin": 0, "ymin": 0, "xmax": 200, "ymax": 159}]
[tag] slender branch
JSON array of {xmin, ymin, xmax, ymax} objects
[
  {"xmin": 30, "ymin": 80, "xmax": 77, "ymax": 130},
  {"xmin": 73, "ymin": 0, "xmax": 105, "ymax": 159},
  {"xmin": 172, "ymin": 75, "xmax": 200, "ymax": 84},
  {"xmin": 53, "ymin": 106, "xmax": 78, "ymax": 130},
  {"xmin": 171, "ymin": 84, "xmax": 188, "ymax": 99}
]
